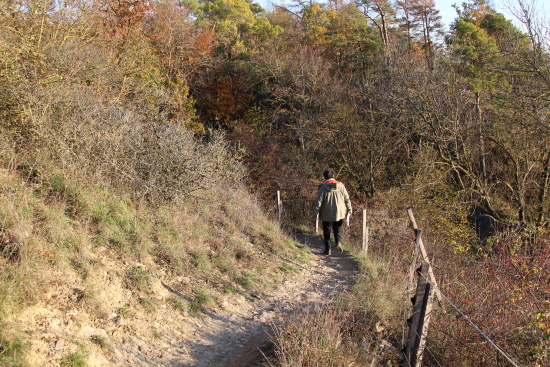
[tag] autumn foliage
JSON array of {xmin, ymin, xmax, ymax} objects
[{"xmin": 1, "ymin": 0, "xmax": 550, "ymax": 365}]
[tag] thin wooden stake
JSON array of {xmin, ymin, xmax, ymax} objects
[
  {"xmin": 407, "ymin": 229, "xmax": 422, "ymax": 298},
  {"xmin": 277, "ymin": 190, "xmax": 282, "ymax": 222},
  {"xmin": 362, "ymin": 209, "xmax": 369, "ymax": 255}
]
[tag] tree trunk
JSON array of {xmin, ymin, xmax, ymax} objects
[
  {"xmin": 475, "ymin": 92, "xmax": 488, "ymax": 190},
  {"xmin": 537, "ymin": 150, "xmax": 550, "ymax": 226}
]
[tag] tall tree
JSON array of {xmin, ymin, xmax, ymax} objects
[
  {"xmin": 409, "ymin": 0, "xmax": 443, "ymax": 63},
  {"xmin": 396, "ymin": 0, "xmax": 417, "ymax": 49},
  {"xmin": 355, "ymin": 0, "xmax": 396, "ymax": 47},
  {"xmin": 447, "ymin": 4, "xmax": 505, "ymax": 217}
]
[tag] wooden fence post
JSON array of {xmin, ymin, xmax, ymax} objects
[
  {"xmin": 362, "ymin": 209, "xmax": 369, "ymax": 255},
  {"xmin": 404, "ymin": 262, "xmax": 434, "ymax": 367},
  {"xmin": 277, "ymin": 190, "xmax": 282, "ymax": 222},
  {"xmin": 406, "ymin": 208, "xmax": 443, "ymax": 304},
  {"xmin": 407, "ymin": 229, "xmax": 422, "ymax": 299}
]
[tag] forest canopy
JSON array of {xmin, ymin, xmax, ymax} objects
[{"xmin": 1, "ymin": 0, "xmax": 549, "ymax": 223}]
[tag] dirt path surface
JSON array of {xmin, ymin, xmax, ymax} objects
[
  {"xmin": 18, "ymin": 234, "xmax": 357, "ymax": 367},
  {"xmin": 173, "ymin": 233, "xmax": 357, "ymax": 367}
]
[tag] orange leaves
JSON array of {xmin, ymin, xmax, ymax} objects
[
  {"xmin": 91, "ymin": 0, "xmax": 153, "ymax": 54},
  {"xmin": 144, "ymin": 2, "xmax": 215, "ymax": 79},
  {"xmin": 198, "ymin": 74, "xmax": 254, "ymax": 125},
  {"xmin": 195, "ymin": 30, "xmax": 216, "ymax": 58},
  {"xmin": 104, "ymin": 0, "xmax": 152, "ymax": 36}
]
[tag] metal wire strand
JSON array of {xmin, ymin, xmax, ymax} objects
[{"xmin": 417, "ymin": 271, "xmax": 520, "ymax": 367}]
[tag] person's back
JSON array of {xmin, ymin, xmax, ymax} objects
[
  {"xmin": 314, "ymin": 169, "xmax": 352, "ymax": 255},
  {"xmin": 316, "ymin": 180, "xmax": 349, "ymax": 222}
]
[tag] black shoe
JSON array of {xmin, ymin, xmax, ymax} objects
[{"xmin": 323, "ymin": 247, "xmax": 331, "ymax": 256}]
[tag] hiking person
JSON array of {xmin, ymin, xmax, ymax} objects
[{"xmin": 314, "ymin": 169, "xmax": 352, "ymax": 256}]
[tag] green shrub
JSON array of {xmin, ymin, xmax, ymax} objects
[
  {"xmin": 224, "ymin": 286, "xmax": 237, "ymax": 294},
  {"xmin": 128, "ymin": 266, "xmax": 150, "ymax": 291},
  {"xmin": 167, "ymin": 297, "xmax": 186, "ymax": 311},
  {"xmin": 90, "ymin": 335, "xmax": 109, "ymax": 350},
  {"xmin": 0, "ymin": 324, "xmax": 27, "ymax": 367},
  {"xmin": 60, "ymin": 350, "xmax": 87, "ymax": 367},
  {"xmin": 139, "ymin": 298, "xmax": 155, "ymax": 313},
  {"xmin": 188, "ymin": 249, "xmax": 212, "ymax": 272},
  {"xmin": 117, "ymin": 306, "xmax": 133, "ymax": 318},
  {"xmin": 188, "ymin": 289, "xmax": 213, "ymax": 313},
  {"xmin": 187, "ymin": 301, "xmax": 202, "ymax": 315},
  {"xmin": 280, "ymin": 262, "xmax": 299, "ymax": 273},
  {"xmin": 48, "ymin": 175, "xmax": 86, "ymax": 215},
  {"xmin": 236, "ymin": 275, "xmax": 254, "ymax": 289}
]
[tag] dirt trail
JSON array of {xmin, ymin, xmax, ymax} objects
[
  {"xmin": 175, "ymin": 233, "xmax": 358, "ymax": 367},
  {"xmin": 18, "ymin": 233, "xmax": 357, "ymax": 367}
]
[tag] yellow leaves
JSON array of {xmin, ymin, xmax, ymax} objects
[
  {"xmin": 199, "ymin": 0, "xmax": 281, "ymax": 55},
  {"xmin": 535, "ymin": 301, "xmax": 550, "ymax": 338},
  {"xmin": 302, "ymin": 3, "xmax": 333, "ymax": 45}
]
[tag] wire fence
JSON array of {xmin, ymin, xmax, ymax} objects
[
  {"xmin": 404, "ymin": 208, "xmax": 522, "ymax": 367},
  {"xmin": 416, "ymin": 270, "xmax": 520, "ymax": 367},
  {"xmin": 277, "ymin": 193, "xmax": 530, "ymax": 366}
]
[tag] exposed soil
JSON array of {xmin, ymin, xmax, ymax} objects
[
  {"xmin": 181, "ymin": 233, "xmax": 358, "ymax": 367},
  {"xmin": 16, "ymin": 233, "xmax": 357, "ymax": 366}
]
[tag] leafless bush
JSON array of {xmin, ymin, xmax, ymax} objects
[
  {"xmin": 29, "ymin": 85, "xmax": 244, "ymax": 206},
  {"xmin": 426, "ymin": 226, "xmax": 550, "ymax": 366}
]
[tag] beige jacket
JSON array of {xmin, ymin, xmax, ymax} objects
[{"xmin": 314, "ymin": 179, "xmax": 352, "ymax": 222}]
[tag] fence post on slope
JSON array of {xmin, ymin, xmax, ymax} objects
[
  {"xmin": 404, "ymin": 262, "xmax": 434, "ymax": 367},
  {"xmin": 406, "ymin": 208, "xmax": 443, "ymax": 304},
  {"xmin": 277, "ymin": 190, "xmax": 282, "ymax": 223},
  {"xmin": 362, "ymin": 209, "xmax": 369, "ymax": 255}
]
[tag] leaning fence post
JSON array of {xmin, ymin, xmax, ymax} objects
[
  {"xmin": 404, "ymin": 262, "xmax": 434, "ymax": 367},
  {"xmin": 277, "ymin": 190, "xmax": 282, "ymax": 222},
  {"xmin": 407, "ymin": 229, "xmax": 422, "ymax": 300},
  {"xmin": 406, "ymin": 208, "xmax": 443, "ymax": 304},
  {"xmin": 362, "ymin": 209, "xmax": 369, "ymax": 255}
]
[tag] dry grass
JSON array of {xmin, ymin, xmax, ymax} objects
[
  {"xmin": 0, "ymin": 120, "xmax": 312, "ymax": 366},
  {"xmin": 271, "ymin": 253, "xmax": 405, "ymax": 366}
]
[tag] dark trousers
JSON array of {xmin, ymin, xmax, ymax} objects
[{"xmin": 322, "ymin": 220, "xmax": 343, "ymax": 249}]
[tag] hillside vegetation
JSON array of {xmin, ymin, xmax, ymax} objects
[
  {"xmin": 1, "ymin": 0, "xmax": 550, "ymax": 365},
  {"xmin": 0, "ymin": 121, "xmax": 314, "ymax": 365}
]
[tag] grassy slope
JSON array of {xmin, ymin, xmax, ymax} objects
[{"xmin": 0, "ymin": 142, "xmax": 311, "ymax": 366}]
